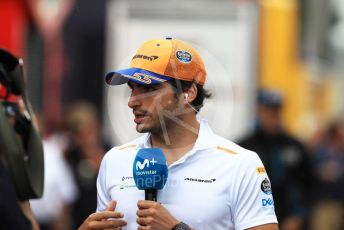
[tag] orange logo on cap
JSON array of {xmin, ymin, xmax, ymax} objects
[{"xmin": 132, "ymin": 54, "xmax": 159, "ymax": 61}]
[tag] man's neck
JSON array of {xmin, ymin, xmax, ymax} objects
[{"xmin": 150, "ymin": 115, "xmax": 200, "ymax": 165}]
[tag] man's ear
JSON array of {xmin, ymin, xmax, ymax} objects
[{"xmin": 184, "ymin": 83, "xmax": 197, "ymax": 104}]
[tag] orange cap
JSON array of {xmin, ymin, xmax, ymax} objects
[{"xmin": 105, "ymin": 38, "xmax": 207, "ymax": 86}]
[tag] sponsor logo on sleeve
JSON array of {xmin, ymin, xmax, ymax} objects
[
  {"xmin": 262, "ymin": 198, "xmax": 274, "ymax": 207},
  {"xmin": 261, "ymin": 178, "xmax": 272, "ymax": 195},
  {"xmin": 256, "ymin": 167, "xmax": 266, "ymax": 175}
]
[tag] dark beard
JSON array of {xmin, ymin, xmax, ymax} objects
[{"xmin": 136, "ymin": 99, "xmax": 182, "ymax": 136}]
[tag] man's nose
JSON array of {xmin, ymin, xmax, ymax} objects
[{"xmin": 128, "ymin": 90, "xmax": 141, "ymax": 108}]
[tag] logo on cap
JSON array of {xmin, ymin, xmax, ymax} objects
[
  {"xmin": 176, "ymin": 50, "xmax": 192, "ymax": 63},
  {"xmin": 132, "ymin": 54, "xmax": 159, "ymax": 61}
]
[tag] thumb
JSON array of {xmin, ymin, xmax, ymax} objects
[{"xmin": 105, "ymin": 200, "xmax": 117, "ymax": 211}]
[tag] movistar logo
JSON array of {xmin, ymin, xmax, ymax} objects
[
  {"xmin": 136, "ymin": 158, "xmax": 158, "ymax": 170},
  {"xmin": 132, "ymin": 54, "xmax": 159, "ymax": 61}
]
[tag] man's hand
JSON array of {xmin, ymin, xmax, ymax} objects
[
  {"xmin": 19, "ymin": 201, "xmax": 40, "ymax": 230},
  {"xmin": 78, "ymin": 200, "xmax": 127, "ymax": 230},
  {"xmin": 136, "ymin": 200, "xmax": 179, "ymax": 230}
]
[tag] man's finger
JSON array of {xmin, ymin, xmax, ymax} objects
[
  {"xmin": 138, "ymin": 226, "xmax": 150, "ymax": 230},
  {"xmin": 136, "ymin": 209, "xmax": 153, "ymax": 217},
  {"xmin": 105, "ymin": 200, "xmax": 117, "ymax": 211},
  {"xmin": 137, "ymin": 200, "xmax": 156, "ymax": 209},
  {"xmin": 88, "ymin": 219, "xmax": 127, "ymax": 229},
  {"xmin": 136, "ymin": 217, "xmax": 152, "ymax": 226},
  {"xmin": 89, "ymin": 211, "xmax": 124, "ymax": 221}
]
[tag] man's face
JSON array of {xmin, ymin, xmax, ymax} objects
[
  {"xmin": 127, "ymin": 81, "xmax": 182, "ymax": 134},
  {"xmin": 257, "ymin": 105, "xmax": 281, "ymax": 134}
]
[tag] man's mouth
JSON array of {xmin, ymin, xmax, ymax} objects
[{"xmin": 133, "ymin": 110, "xmax": 149, "ymax": 124}]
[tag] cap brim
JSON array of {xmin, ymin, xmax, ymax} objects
[{"xmin": 105, "ymin": 68, "xmax": 172, "ymax": 85}]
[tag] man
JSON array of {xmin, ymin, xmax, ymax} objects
[
  {"xmin": 79, "ymin": 38, "xmax": 278, "ymax": 230},
  {"xmin": 239, "ymin": 90, "xmax": 314, "ymax": 230}
]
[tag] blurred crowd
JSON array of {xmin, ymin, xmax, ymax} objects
[
  {"xmin": 239, "ymin": 90, "xmax": 344, "ymax": 230},
  {"xmin": 28, "ymin": 101, "xmax": 110, "ymax": 230}
]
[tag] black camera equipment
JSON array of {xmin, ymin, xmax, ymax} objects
[{"xmin": 0, "ymin": 48, "xmax": 44, "ymax": 200}]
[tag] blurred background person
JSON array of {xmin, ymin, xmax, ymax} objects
[
  {"xmin": 30, "ymin": 113, "xmax": 78, "ymax": 230},
  {"xmin": 64, "ymin": 101, "xmax": 110, "ymax": 229},
  {"xmin": 308, "ymin": 118, "xmax": 344, "ymax": 230},
  {"xmin": 238, "ymin": 89, "xmax": 314, "ymax": 230}
]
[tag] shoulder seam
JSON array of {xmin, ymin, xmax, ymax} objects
[
  {"xmin": 217, "ymin": 146, "xmax": 238, "ymax": 155},
  {"xmin": 118, "ymin": 144, "xmax": 137, "ymax": 150}
]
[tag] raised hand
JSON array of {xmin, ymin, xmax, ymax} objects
[{"xmin": 78, "ymin": 200, "xmax": 127, "ymax": 230}]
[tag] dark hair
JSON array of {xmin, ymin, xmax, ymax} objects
[{"xmin": 168, "ymin": 79, "xmax": 211, "ymax": 113}]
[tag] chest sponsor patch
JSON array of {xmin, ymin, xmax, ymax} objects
[
  {"xmin": 261, "ymin": 178, "xmax": 272, "ymax": 195},
  {"xmin": 184, "ymin": 177, "xmax": 216, "ymax": 183},
  {"xmin": 119, "ymin": 176, "xmax": 136, "ymax": 189}
]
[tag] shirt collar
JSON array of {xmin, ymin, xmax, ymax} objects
[{"xmin": 192, "ymin": 119, "xmax": 218, "ymax": 151}]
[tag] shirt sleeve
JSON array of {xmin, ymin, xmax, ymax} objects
[
  {"xmin": 231, "ymin": 152, "xmax": 278, "ymax": 230},
  {"xmin": 96, "ymin": 154, "xmax": 112, "ymax": 212}
]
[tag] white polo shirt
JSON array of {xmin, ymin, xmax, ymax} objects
[{"xmin": 97, "ymin": 120, "xmax": 278, "ymax": 229}]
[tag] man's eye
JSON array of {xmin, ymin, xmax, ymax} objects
[
  {"xmin": 127, "ymin": 82, "xmax": 159, "ymax": 93},
  {"xmin": 141, "ymin": 85, "xmax": 158, "ymax": 92},
  {"xmin": 147, "ymin": 86, "xmax": 158, "ymax": 91}
]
